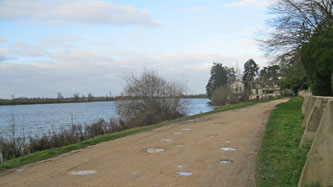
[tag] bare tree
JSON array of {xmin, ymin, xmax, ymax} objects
[
  {"xmin": 234, "ymin": 63, "xmax": 243, "ymax": 81},
  {"xmin": 116, "ymin": 70, "xmax": 188, "ymax": 127},
  {"xmin": 210, "ymin": 85, "xmax": 233, "ymax": 106},
  {"xmin": 73, "ymin": 93, "xmax": 80, "ymax": 102},
  {"xmin": 56, "ymin": 92, "xmax": 63, "ymax": 102},
  {"xmin": 87, "ymin": 93, "xmax": 94, "ymax": 101},
  {"xmin": 259, "ymin": 0, "xmax": 333, "ymax": 65},
  {"xmin": 10, "ymin": 94, "xmax": 15, "ymax": 105},
  {"xmin": 57, "ymin": 92, "xmax": 63, "ymax": 99}
]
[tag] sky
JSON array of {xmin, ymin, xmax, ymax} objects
[{"xmin": 0, "ymin": 0, "xmax": 273, "ymax": 98}]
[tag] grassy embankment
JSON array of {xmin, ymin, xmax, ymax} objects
[
  {"xmin": 256, "ymin": 97, "xmax": 311, "ymax": 187},
  {"xmin": 0, "ymin": 98, "xmax": 276, "ymax": 173}
]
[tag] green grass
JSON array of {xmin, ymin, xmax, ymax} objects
[
  {"xmin": 0, "ymin": 98, "xmax": 276, "ymax": 173},
  {"xmin": 256, "ymin": 97, "xmax": 311, "ymax": 187}
]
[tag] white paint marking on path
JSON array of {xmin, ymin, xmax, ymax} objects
[
  {"xmin": 220, "ymin": 147, "xmax": 237, "ymax": 151},
  {"xmin": 147, "ymin": 148, "xmax": 164, "ymax": 153},
  {"xmin": 177, "ymin": 172, "xmax": 192, "ymax": 176},
  {"xmin": 70, "ymin": 170, "xmax": 97, "ymax": 175},
  {"xmin": 220, "ymin": 160, "xmax": 233, "ymax": 164},
  {"xmin": 160, "ymin": 139, "xmax": 173, "ymax": 142}
]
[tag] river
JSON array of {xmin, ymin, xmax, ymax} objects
[{"xmin": 0, "ymin": 98, "xmax": 213, "ymax": 138}]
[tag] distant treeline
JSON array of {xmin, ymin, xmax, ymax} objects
[
  {"xmin": 181, "ymin": 94, "xmax": 208, "ymax": 98},
  {"xmin": 0, "ymin": 96, "xmax": 115, "ymax": 106},
  {"xmin": 0, "ymin": 94, "xmax": 208, "ymax": 106}
]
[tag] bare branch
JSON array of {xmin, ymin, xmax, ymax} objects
[
  {"xmin": 258, "ymin": 0, "xmax": 333, "ymax": 64},
  {"xmin": 116, "ymin": 70, "xmax": 187, "ymax": 127}
]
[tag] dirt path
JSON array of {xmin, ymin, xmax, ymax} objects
[{"xmin": 0, "ymin": 99, "xmax": 288, "ymax": 187}]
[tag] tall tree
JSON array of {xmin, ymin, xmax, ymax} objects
[
  {"xmin": 260, "ymin": 0, "xmax": 333, "ymax": 95},
  {"xmin": 260, "ymin": 65, "xmax": 281, "ymax": 86},
  {"xmin": 206, "ymin": 63, "xmax": 230, "ymax": 98},
  {"xmin": 259, "ymin": 0, "xmax": 333, "ymax": 65},
  {"xmin": 242, "ymin": 59, "xmax": 259, "ymax": 91},
  {"xmin": 234, "ymin": 63, "xmax": 243, "ymax": 81},
  {"xmin": 227, "ymin": 67, "xmax": 237, "ymax": 83},
  {"xmin": 268, "ymin": 65, "xmax": 281, "ymax": 85},
  {"xmin": 279, "ymin": 62, "xmax": 308, "ymax": 95},
  {"xmin": 259, "ymin": 67, "xmax": 269, "ymax": 83},
  {"xmin": 301, "ymin": 27, "xmax": 333, "ymax": 96}
]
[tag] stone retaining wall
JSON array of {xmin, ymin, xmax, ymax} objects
[{"xmin": 298, "ymin": 96, "xmax": 333, "ymax": 187}]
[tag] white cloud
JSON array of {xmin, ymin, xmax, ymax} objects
[
  {"xmin": 178, "ymin": 7, "xmax": 211, "ymax": 14},
  {"xmin": 0, "ymin": 36, "xmax": 6, "ymax": 43},
  {"xmin": 0, "ymin": 61, "xmax": 124, "ymax": 98},
  {"xmin": 0, "ymin": 48, "xmax": 10, "ymax": 54},
  {"xmin": 13, "ymin": 42, "xmax": 49, "ymax": 58},
  {"xmin": 0, "ymin": 48, "xmax": 10, "ymax": 62},
  {"xmin": 0, "ymin": 55, "xmax": 7, "ymax": 62},
  {"xmin": 0, "ymin": 49, "xmax": 235, "ymax": 98},
  {"xmin": 40, "ymin": 35, "xmax": 82, "ymax": 48},
  {"xmin": 0, "ymin": 0, "xmax": 159, "ymax": 27},
  {"xmin": 52, "ymin": 49, "xmax": 112, "ymax": 63},
  {"xmin": 0, "ymin": 34, "xmax": 269, "ymax": 97},
  {"xmin": 228, "ymin": 0, "xmax": 273, "ymax": 8}
]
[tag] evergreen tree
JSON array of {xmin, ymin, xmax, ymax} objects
[
  {"xmin": 259, "ymin": 67, "xmax": 269, "ymax": 83},
  {"xmin": 301, "ymin": 28, "xmax": 333, "ymax": 96},
  {"xmin": 260, "ymin": 65, "xmax": 280, "ymax": 86},
  {"xmin": 227, "ymin": 67, "xmax": 237, "ymax": 83},
  {"xmin": 206, "ymin": 63, "xmax": 229, "ymax": 98},
  {"xmin": 242, "ymin": 59, "xmax": 259, "ymax": 91},
  {"xmin": 279, "ymin": 62, "xmax": 308, "ymax": 95},
  {"xmin": 268, "ymin": 65, "xmax": 280, "ymax": 85}
]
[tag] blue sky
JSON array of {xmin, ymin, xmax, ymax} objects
[{"xmin": 0, "ymin": 0, "xmax": 272, "ymax": 98}]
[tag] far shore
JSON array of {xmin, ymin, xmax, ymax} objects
[{"xmin": 0, "ymin": 95, "xmax": 208, "ymax": 106}]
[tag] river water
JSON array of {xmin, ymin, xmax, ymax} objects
[{"xmin": 0, "ymin": 98, "xmax": 213, "ymax": 138}]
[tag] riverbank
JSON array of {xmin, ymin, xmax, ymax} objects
[
  {"xmin": 0, "ymin": 99, "xmax": 263, "ymax": 173},
  {"xmin": 256, "ymin": 97, "xmax": 311, "ymax": 186}
]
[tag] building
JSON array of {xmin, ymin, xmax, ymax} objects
[
  {"xmin": 224, "ymin": 81, "xmax": 246, "ymax": 104},
  {"xmin": 249, "ymin": 81, "xmax": 281, "ymax": 100},
  {"xmin": 231, "ymin": 81, "xmax": 244, "ymax": 94}
]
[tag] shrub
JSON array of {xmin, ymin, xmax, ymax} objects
[
  {"xmin": 116, "ymin": 70, "xmax": 188, "ymax": 127},
  {"xmin": 0, "ymin": 118, "xmax": 129, "ymax": 162}
]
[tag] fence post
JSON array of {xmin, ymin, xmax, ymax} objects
[
  {"xmin": 0, "ymin": 152, "xmax": 3, "ymax": 163},
  {"xmin": 331, "ymin": 73, "xmax": 333, "ymax": 93}
]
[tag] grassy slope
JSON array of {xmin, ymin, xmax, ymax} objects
[
  {"xmin": 0, "ymin": 100, "xmax": 267, "ymax": 173},
  {"xmin": 256, "ymin": 97, "xmax": 311, "ymax": 187}
]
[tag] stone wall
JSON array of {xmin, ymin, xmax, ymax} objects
[
  {"xmin": 298, "ymin": 96, "xmax": 333, "ymax": 187},
  {"xmin": 298, "ymin": 90, "xmax": 313, "ymax": 97}
]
